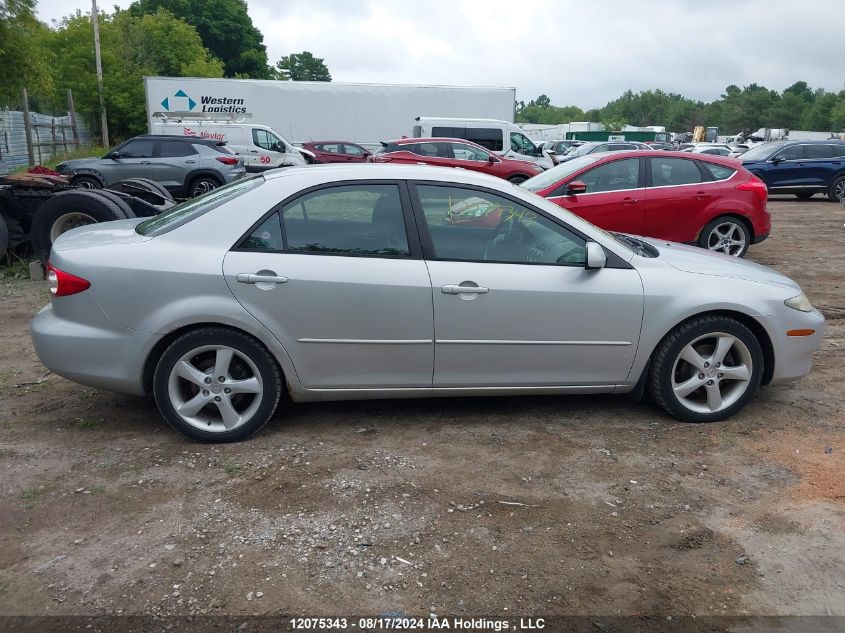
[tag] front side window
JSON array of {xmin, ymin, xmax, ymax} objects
[
  {"xmin": 416, "ymin": 185, "xmax": 585, "ymax": 266},
  {"xmin": 651, "ymin": 157, "xmax": 703, "ymax": 186},
  {"xmin": 451, "ymin": 143, "xmax": 489, "ymax": 162},
  {"xmin": 773, "ymin": 145, "xmax": 802, "ymax": 161},
  {"xmin": 118, "ymin": 139, "xmax": 155, "ymax": 158},
  {"xmin": 579, "ymin": 158, "xmax": 640, "ymax": 193},
  {"xmin": 510, "ymin": 132, "xmax": 536, "ymax": 155},
  {"xmin": 281, "ymin": 184, "xmax": 409, "ymax": 257},
  {"xmin": 252, "ymin": 129, "xmax": 284, "ymax": 152},
  {"xmin": 342, "ymin": 144, "xmax": 366, "ymax": 156},
  {"xmin": 804, "ymin": 144, "xmax": 834, "ymax": 159}
]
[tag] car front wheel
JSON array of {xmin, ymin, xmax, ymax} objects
[
  {"xmin": 698, "ymin": 216, "xmax": 750, "ymax": 257},
  {"xmin": 649, "ymin": 315, "xmax": 763, "ymax": 423},
  {"xmin": 153, "ymin": 328, "xmax": 282, "ymax": 442}
]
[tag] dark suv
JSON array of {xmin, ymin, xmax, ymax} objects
[
  {"xmin": 55, "ymin": 135, "xmax": 246, "ymax": 198},
  {"xmin": 739, "ymin": 140, "xmax": 845, "ymax": 201}
]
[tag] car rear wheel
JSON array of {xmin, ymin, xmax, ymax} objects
[
  {"xmin": 30, "ymin": 190, "xmax": 134, "ymax": 263},
  {"xmin": 698, "ymin": 216, "xmax": 750, "ymax": 258},
  {"xmin": 70, "ymin": 175, "xmax": 102, "ymax": 189},
  {"xmin": 188, "ymin": 176, "xmax": 220, "ymax": 198},
  {"xmin": 828, "ymin": 175, "xmax": 845, "ymax": 202},
  {"xmin": 649, "ymin": 315, "xmax": 763, "ymax": 423},
  {"xmin": 153, "ymin": 328, "xmax": 282, "ymax": 442},
  {"xmin": 794, "ymin": 192, "xmax": 814, "ymax": 200},
  {"xmin": 507, "ymin": 175, "xmax": 529, "ymax": 184}
]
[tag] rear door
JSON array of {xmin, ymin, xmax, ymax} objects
[
  {"xmin": 223, "ymin": 181, "xmax": 434, "ymax": 389},
  {"xmin": 548, "ymin": 156, "xmax": 645, "ymax": 235},
  {"xmin": 644, "ymin": 156, "xmax": 722, "ymax": 242},
  {"xmin": 801, "ymin": 143, "xmax": 839, "ymax": 189},
  {"xmin": 154, "ymin": 139, "xmax": 197, "ymax": 189}
]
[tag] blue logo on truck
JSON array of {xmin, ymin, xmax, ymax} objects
[{"xmin": 161, "ymin": 89, "xmax": 197, "ymax": 111}]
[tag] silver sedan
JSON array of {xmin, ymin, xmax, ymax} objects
[{"xmin": 31, "ymin": 165, "xmax": 824, "ymax": 442}]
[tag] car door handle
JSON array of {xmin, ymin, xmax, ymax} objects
[
  {"xmin": 236, "ymin": 273, "xmax": 289, "ymax": 284},
  {"xmin": 695, "ymin": 191, "xmax": 712, "ymax": 199},
  {"xmin": 622, "ymin": 197, "xmax": 639, "ymax": 205},
  {"xmin": 250, "ymin": 150, "xmax": 259, "ymax": 154},
  {"xmin": 140, "ymin": 161, "xmax": 152, "ymax": 164},
  {"xmin": 186, "ymin": 160, "xmax": 196, "ymax": 164},
  {"xmin": 441, "ymin": 284, "xmax": 489, "ymax": 295}
]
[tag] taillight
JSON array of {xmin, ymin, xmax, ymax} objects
[
  {"xmin": 737, "ymin": 177, "xmax": 768, "ymax": 204},
  {"xmin": 215, "ymin": 156, "xmax": 239, "ymax": 165},
  {"xmin": 47, "ymin": 263, "xmax": 90, "ymax": 297}
]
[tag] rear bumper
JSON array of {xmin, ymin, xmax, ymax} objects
[
  {"xmin": 31, "ymin": 303, "xmax": 158, "ymax": 396},
  {"xmin": 752, "ymin": 230, "xmax": 769, "ymax": 244}
]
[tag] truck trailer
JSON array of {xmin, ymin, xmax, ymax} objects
[{"xmin": 144, "ymin": 77, "xmax": 517, "ymax": 146}]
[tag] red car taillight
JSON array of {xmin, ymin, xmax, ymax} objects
[
  {"xmin": 47, "ymin": 263, "xmax": 90, "ymax": 297},
  {"xmin": 215, "ymin": 156, "xmax": 239, "ymax": 166},
  {"xmin": 737, "ymin": 177, "xmax": 768, "ymax": 204}
]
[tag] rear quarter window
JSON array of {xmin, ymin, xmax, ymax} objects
[{"xmin": 702, "ymin": 163, "xmax": 736, "ymax": 180}]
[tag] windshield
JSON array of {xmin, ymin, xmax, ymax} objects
[
  {"xmin": 521, "ymin": 155, "xmax": 603, "ymax": 192},
  {"xmin": 136, "ymin": 176, "xmax": 264, "ymax": 236},
  {"xmin": 739, "ymin": 142, "xmax": 783, "ymax": 161}
]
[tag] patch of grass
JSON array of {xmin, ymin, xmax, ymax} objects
[
  {"xmin": 89, "ymin": 484, "xmax": 106, "ymax": 495},
  {"xmin": 129, "ymin": 463, "xmax": 143, "ymax": 475},
  {"xmin": 73, "ymin": 417, "xmax": 100, "ymax": 430},
  {"xmin": 223, "ymin": 460, "xmax": 242, "ymax": 477},
  {"xmin": 0, "ymin": 447, "xmax": 9, "ymax": 458},
  {"xmin": 0, "ymin": 253, "xmax": 31, "ymax": 281},
  {"xmin": 10, "ymin": 145, "xmax": 111, "ymax": 174},
  {"xmin": 20, "ymin": 487, "xmax": 41, "ymax": 500}
]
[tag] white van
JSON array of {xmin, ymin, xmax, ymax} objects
[
  {"xmin": 412, "ymin": 117, "xmax": 553, "ymax": 169},
  {"xmin": 150, "ymin": 113, "xmax": 306, "ymax": 172}
]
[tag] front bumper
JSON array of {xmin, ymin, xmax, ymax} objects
[
  {"xmin": 31, "ymin": 303, "xmax": 159, "ymax": 396},
  {"xmin": 765, "ymin": 307, "xmax": 825, "ymax": 385}
]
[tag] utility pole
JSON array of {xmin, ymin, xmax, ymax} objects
[{"xmin": 92, "ymin": 0, "xmax": 109, "ymax": 147}]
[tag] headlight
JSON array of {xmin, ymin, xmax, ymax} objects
[
  {"xmin": 785, "ymin": 292, "xmax": 813, "ymax": 312},
  {"xmin": 55, "ymin": 163, "xmax": 67, "ymax": 171}
]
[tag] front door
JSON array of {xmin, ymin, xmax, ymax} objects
[
  {"xmin": 764, "ymin": 144, "xmax": 805, "ymax": 189},
  {"xmin": 104, "ymin": 138, "xmax": 159, "ymax": 184},
  {"xmin": 412, "ymin": 183, "xmax": 644, "ymax": 387},
  {"xmin": 223, "ymin": 182, "xmax": 434, "ymax": 389}
]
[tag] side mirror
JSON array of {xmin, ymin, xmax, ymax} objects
[
  {"xmin": 565, "ymin": 180, "xmax": 587, "ymax": 195},
  {"xmin": 108, "ymin": 152, "xmax": 121, "ymax": 160},
  {"xmin": 487, "ymin": 155, "xmax": 496, "ymax": 164},
  {"xmin": 362, "ymin": 152, "xmax": 371, "ymax": 159},
  {"xmin": 771, "ymin": 155, "xmax": 784, "ymax": 163},
  {"xmin": 585, "ymin": 241, "xmax": 606, "ymax": 270}
]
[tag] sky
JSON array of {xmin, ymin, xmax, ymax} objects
[{"xmin": 35, "ymin": 0, "xmax": 845, "ymax": 109}]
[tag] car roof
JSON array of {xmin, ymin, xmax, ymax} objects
[
  {"xmin": 135, "ymin": 134, "xmax": 223, "ymax": 145},
  {"xmin": 388, "ymin": 137, "xmax": 479, "ymax": 144},
  {"xmin": 304, "ymin": 141, "xmax": 362, "ymax": 145},
  {"xmin": 584, "ymin": 149, "xmax": 740, "ymax": 166}
]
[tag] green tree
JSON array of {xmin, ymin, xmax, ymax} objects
[
  {"xmin": 129, "ymin": 0, "xmax": 269, "ymax": 78},
  {"xmin": 274, "ymin": 51, "xmax": 332, "ymax": 81},
  {"xmin": 44, "ymin": 8, "xmax": 223, "ymax": 140},
  {"xmin": 0, "ymin": 0, "xmax": 52, "ymax": 106}
]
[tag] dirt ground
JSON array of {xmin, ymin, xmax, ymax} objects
[{"xmin": 0, "ymin": 196, "xmax": 843, "ymax": 622}]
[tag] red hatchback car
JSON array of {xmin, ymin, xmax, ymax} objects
[
  {"xmin": 301, "ymin": 141, "xmax": 372, "ymax": 163},
  {"xmin": 370, "ymin": 138, "xmax": 544, "ymax": 183},
  {"xmin": 522, "ymin": 150, "xmax": 770, "ymax": 257}
]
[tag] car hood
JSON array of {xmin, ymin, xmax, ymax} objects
[
  {"xmin": 52, "ymin": 218, "xmax": 150, "ymax": 252},
  {"xmin": 56, "ymin": 157, "xmax": 104, "ymax": 170},
  {"xmin": 638, "ymin": 237, "xmax": 800, "ymax": 291}
]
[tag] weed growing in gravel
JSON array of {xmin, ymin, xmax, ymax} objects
[
  {"xmin": 73, "ymin": 417, "xmax": 100, "ymax": 429},
  {"xmin": 20, "ymin": 487, "xmax": 41, "ymax": 500},
  {"xmin": 89, "ymin": 484, "xmax": 106, "ymax": 495},
  {"xmin": 224, "ymin": 460, "xmax": 242, "ymax": 477}
]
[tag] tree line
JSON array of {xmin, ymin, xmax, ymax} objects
[
  {"xmin": 0, "ymin": 0, "xmax": 332, "ymax": 141},
  {"xmin": 517, "ymin": 83, "xmax": 845, "ymax": 134}
]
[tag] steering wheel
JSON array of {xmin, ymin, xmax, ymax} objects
[{"xmin": 483, "ymin": 213, "xmax": 528, "ymax": 261}]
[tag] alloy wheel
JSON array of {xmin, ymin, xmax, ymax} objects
[
  {"xmin": 167, "ymin": 344, "xmax": 263, "ymax": 433},
  {"xmin": 834, "ymin": 179, "xmax": 845, "ymax": 201},
  {"xmin": 706, "ymin": 221, "xmax": 746, "ymax": 257},
  {"xmin": 670, "ymin": 332, "xmax": 753, "ymax": 414},
  {"xmin": 191, "ymin": 180, "xmax": 217, "ymax": 197}
]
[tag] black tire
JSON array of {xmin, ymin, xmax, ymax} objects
[
  {"xmin": 70, "ymin": 175, "xmax": 102, "ymax": 190},
  {"xmin": 794, "ymin": 192, "xmax": 814, "ymax": 200},
  {"xmin": 88, "ymin": 189, "xmax": 136, "ymax": 218},
  {"xmin": 697, "ymin": 215, "xmax": 751, "ymax": 258},
  {"xmin": 649, "ymin": 315, "xmax": 763, "ymax": 423},
  {"xmin": 828, "ymin": 175, "xmax": 845, "ymax": 202},
  {"xmin": 153, "ymin": 327, "xmax": 282, "ymax": 442},
  {"xmin": 187, "ymin": 175, "xmax": 221, "ymax": 198},
  {"xmin": 123, "ymin": 178, "xmax": 174, "ymax": 202},
  {"xmin": 30, "ymin": 190, "xmax": 132, "ymax": 263},
  {"xmin": 0, "ymin": 214, "xmax": 8, "ymax": 261},
  {"xmin": 507, "ymin": 174, "xmax": 529, "ymax": 184}
]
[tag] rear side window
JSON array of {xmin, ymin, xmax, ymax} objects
[
  {"xmin": 432, "ymin": 126, "xmax": 464, "ymax": 139},
  {"xmin": 651, "ymin": 157, "xmax": 702, "ymax": 186},
  {"xmin": 158, "ymin": 140, "xmax": 194, "ymax": 157},
  {"xmin": 804, "ymin": 144, "xmax": 834, "ymax": 159},
  {"xmin": 408, "ymin": 142, "xmax": 453, "ymax": 158},
  {"xmin": 702, "ymin": 163, "xmax": 736, "ymax": 180},
  {"xmin": 832, "ymin": 144, "xmax": 845, "ymax": 157},
  {"xmin": 319, "ymin": 143, "xmax": 341, "ymax": 153},
  {"xmin": 280, "ymin": 184, "xmax": 409, "ymax": 257},
  {"xmin": 434, "ymin": 127, "xmax": 505, "ymax": 152}
]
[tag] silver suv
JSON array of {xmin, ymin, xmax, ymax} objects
[{"xmin": 55, "ymin": 135, "xmax": 246, "ymax": 198}]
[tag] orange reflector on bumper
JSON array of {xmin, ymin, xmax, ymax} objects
[{"xmin": 787, "ymin": 329, "xmax": 816, "ymax": 337}]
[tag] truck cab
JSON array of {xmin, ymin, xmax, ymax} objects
[{"xmin": 412, "ymin": 117, "xmax": 553, "ymax": 169}]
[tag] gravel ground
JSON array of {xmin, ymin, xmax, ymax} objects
[{"xmin": 0, "ymin": 196, "xmax": 843, "ymax": 620}]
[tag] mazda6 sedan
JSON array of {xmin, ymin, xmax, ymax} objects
[{"xmin": 31, "ymin": 165, "xmax": 824, "ymax": 442}]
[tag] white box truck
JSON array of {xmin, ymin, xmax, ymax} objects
[{"xmin": 144, "ymin": 77, "xmax": 516, "ymax": 147}]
